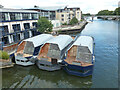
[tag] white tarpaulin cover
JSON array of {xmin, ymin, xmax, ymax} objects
[
  {"xmin": 23, "ymin": 34, "xmax": 53, "ymax": 47},
  {"xmin": 46, "ymin": 35, "xmax": 73, "ymax": 50},
  {"xmin": 72, "ymin": 36, "xmax": 94, "ymax": 54}
]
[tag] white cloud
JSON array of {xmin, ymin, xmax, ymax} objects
[{"xmin": 1, "ymin": 0, "xmax": 119, "ymax": 14}]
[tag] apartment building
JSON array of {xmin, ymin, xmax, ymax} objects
[
  {"xmin": 56, "ymin": 7, "xmax": 82, "ymax": 24},
  {"xmin": 0, "ymin": 8, "xmax": 39, "ymax": 46},
  {"xmin": 27, "ymin": 6, "xmax": 63, "ymax": 28}
]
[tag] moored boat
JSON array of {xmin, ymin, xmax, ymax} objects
[
  {"xmin": 62, "ymin": 36, "xmax": 95, "ymax": 77},
  {"xmin": 11, "ymin": 34, "xmax": 53, "ymax": 66},
  {"xmin": 36, "ymin": 35, "xmax": 73, "ymax": 71}
]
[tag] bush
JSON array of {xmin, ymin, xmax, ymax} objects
[
  {"xmin": 0, "ymin": 50, "xmax": 9, "ymax": 60},
  {"xmin": 62, "ymin": 22, "xmax": 68, "ymax": 25},
  {"xmin": 69, "ymin": 17, "xmax": 78, "ymax": 25},
  {"xmin": 37, "ymin": 17, "xmax": 53, "ymax": 33}
]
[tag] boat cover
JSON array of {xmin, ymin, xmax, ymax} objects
[
  {"xmin": 46, "ymin": 35, "xmax": 73, "ymax": 50},
  {"xmin": 71, "ymin": 36, "xmax": 94, "ymax": 54},
  {"xmin": 22, "ymin": 34, "xmax": 53, "ymax": 47}
]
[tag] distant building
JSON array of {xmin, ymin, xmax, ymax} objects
[
  {"xmin": 56, "ymin": 7, "xmax": 82, "ymax": 24},
  {"xmin": 27, "ymin": 5, "xmax": 82, "ymax": 24}
]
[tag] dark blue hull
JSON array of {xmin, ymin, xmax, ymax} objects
[{"xmin": 62, "ymin": 61, "xmax": 94, "ymax": 77}]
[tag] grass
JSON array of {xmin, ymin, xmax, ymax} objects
[{"xmin": 0, "ymin": 50, "xmax": 9, "ymax": 60}]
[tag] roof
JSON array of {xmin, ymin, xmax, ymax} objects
[
  {"xmin": 0, "ymin": 8, "xmax": 38, "ymax": 13},
  {"xmin": 71, "ymin": 36, "xmax": 94, "ymax": 54},
  {"xmin": 46, "ymin": 35, "xmax": 73, "ymax": 50},
  {"xmin": 67, "ymin": 7, "xmax": 80, "ymax": 9},
  {"xmin": 23, "ymin": 34, "xmax": 53, "ymax": 47},
  {"xmin": 28, "ymin": 6, "xmax": 67, "ymax": 11}
]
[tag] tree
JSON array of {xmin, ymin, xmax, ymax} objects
[
  {"xmin": 97, "ymin": 10, "xmax": 111, "ymax": 15},
  {"xmin": 83, "ymin": 13, "xmax": 91, "ymax": 16},
  {"xmin": 97, "ymin": 7, "xmax": 120, "ymax": 15},
  {"xmin": 37, "ymin": 17, "xmax": 53, "ymax": 33},
  {"xmin": 113, "ymin": 7, "xmax": 120, "ymax": 15},
  {"xmin": 69, "ymin": 17, "xmax": 78, "ymax": 25}
]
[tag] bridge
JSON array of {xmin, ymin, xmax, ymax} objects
[
  {"xmin": 96, "ymin": 15, "xmax": 120, "ymax": 20},
  {"xmin": 84, "ymin": 15, "xmax": 120, "ymax": 21}
]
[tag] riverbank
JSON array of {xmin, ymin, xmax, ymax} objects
[{"xmin": 52, "ymin": 20, "xmax": 88, "ymax": 34}]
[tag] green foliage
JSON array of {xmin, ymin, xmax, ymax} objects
[
  {"xmin": 37, "ymin": 17, "xmax": 53, "ymax": 33},
  {"xmin": 80, "ymin": 19, "xmax": 84, "ymax": 21},
  {"xmin": 62, "ymin": 22, "xmax": 68, "ymax": 25},
  {"xmin": 83, "ymin": 13, "xmax": 91, "ymax": 16},
  {"xmin": 97, "ymin": 7, "xmax": 120, "ymax": 15},
  {"xmin": 69, "ymin": 17, "xmax": 78, "ymax": 25},
  {"xmin": 97, "ymin": 10, "xmax": 113, "ymax": 15},
  {"xmin": 0, "ymin": 50, "xmax": 9, "ymax": 60},
  {"xmin": 114, "ymin": 7, "xmax": 120, "ymax": 15}
]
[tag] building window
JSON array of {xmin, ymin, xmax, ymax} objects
[
  {"xmin": 2, "ymin": 36, "xmax": 9, "ymax": 44},
  {"xmin": 12, "ymin": 24, "xmax": 21, "ymax": 32},
  {"xmin": 61, "ymin": 14, "xmax": 64, "ymax": 17},
  {"xmin": 13, "ymin": 34, "xmax": 20, "ymax": 43},
  {"xmin": 77, "ymin": 12, "xmax": 79, "ymax": 18},
  {"xmin": 22, "ymin": 13, "xmax": 31, "ymax": 20},
  {"xmin": 31, "ymin": 13, "xmax": 38, "ymax": 19},
  {"xmin": 15, "ymin": 13, "xmax": 21, "ymax": 20},
  {"xmin": 24, "ymin": 23, "xmax": 30, "ymax": 29},
  {"xmin": 0, "ymin": 26, "xmax": 9, "ymax": 35},
  {"xmin": 32, "ymin": 22, "xmax": 37, "ymax": 28},
  {"xmin": 24, "ymin": 31, "xmax": 29, "ymax": 39},
  {"xmin": 61, "ymin": 18, "xmax": 64, "ymax": 21},
  {"xmin": 0, "ymin": 13, "xmax": 9, "ymax": 21},
  {"xmin": 9, "ymin": 13, "xmax": 16, "ymax": 20}
]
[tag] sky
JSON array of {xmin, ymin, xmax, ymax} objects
[{"xmin": 0, "ymin": 0, "xmax": 119, "ymax": 14}]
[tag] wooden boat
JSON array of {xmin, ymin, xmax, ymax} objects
[
  {"xmin": 11, "ymin": 34, "xmax": 53, "ymax": 66},
  {"xmin": 62, "ymin": 36, "xmax": 95, "ymax": 77},
  {"xmin": 36, "ymin": 35, "xmax": 73, "ymax": 71}
]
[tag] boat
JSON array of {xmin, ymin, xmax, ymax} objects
[
  {"xmin": 62, "ymin": 36, "xmax": 95, "ymax": 77},
  {"xmin": 36, "ymin": 35, "xmax": 73, "ymax": 71},
  {"xmin": 11, "ymin": 34, "xmax": 53, "ymax": 66}
]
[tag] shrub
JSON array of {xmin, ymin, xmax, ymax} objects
[
  {"xmin": 0, "ymin": 50, "xmax": 9, "ymax": 60},
  {"xmin": 69, "ymin": 17, "xmax": 78, "ymax": 25},
  {"xmin": 62, "ymin": 22, "xmax": 68, "ymax": 25},
  {"xmin": 37, "ymin": 17, "xmax": 53, "ymax": 33}
]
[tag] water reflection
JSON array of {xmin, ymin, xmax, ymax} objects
[{"xmin": 2, "ymin": 65, "xmax": 92, "ymax": 88}]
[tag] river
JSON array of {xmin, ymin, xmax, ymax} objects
[{"xmin": 2, "ymin": 18, "xmax": 118, "ymax": 88}]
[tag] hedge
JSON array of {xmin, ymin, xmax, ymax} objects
[{"xmin": 0, "ymin": 50, "xmax": 9, "ymax": 60}]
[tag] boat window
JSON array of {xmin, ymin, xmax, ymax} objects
[
  {"xmin": 51, "ymin": 58, "xmax": 57, "ymax": 64},
  {"xmin": 21, "ymin": 60, "xmax": 24, "ymax": 62},
  {"xmin": 16, "ymin": 59, "xmax": 20, "ymax": 62},
  {"xmin": 76, "ymin": 46, "xmax": 92, "ymax": 63},
  {"xmin": 23, "ymin": 41, "xmax": 34, "ymax": 55},
  {"xmin": 46, "ymin": 65, "xmax": 51, "ymax": 67},
  {"xmin": 47, "ymin": 44, "xmax": 60, "ymax": 59},
  {"xmin": 25, "ymin": 60, "xmax": 29, "ymax": 62},
  {"xmin": 40, "ymin": 64, "xmax": 45, "ymax": 66}
]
